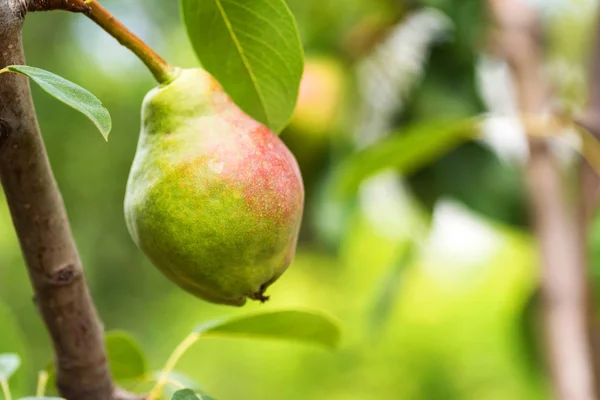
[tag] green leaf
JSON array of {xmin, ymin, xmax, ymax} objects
[
  {"xmin": 171, "ymin": 389, "xmax": 201, "ymax": 400},
  {"xmin": 159, "ymin": 371, "xmax": 205, "ymax": 400},
  {"xmin": 3, "ymin": 65, "xmax": 111, "ymax": 140},
  {"xmin": 369, "ymin": 243, "xmax": 417, "ymax": 336},
  {"xmin": 195, "ymin": 310, "xmax": 341, "ymax": 348},
  {"xmin": 331, "ymin": 118, "xmax": 481, "ymax": 199},
  {"xmin": 181, "ymin": 0, "xmax": 304, "ymax": 133},
  {"xmin": 153, "ymin": 310, "xmax": 338, "ymax": 399},
  {"xmin": 0, "ymin": 354, "xmax": 20, "ymax": 380},
  {"xmin": 105, "ymin": 331, "xmax": 148, "ymax": 382}
]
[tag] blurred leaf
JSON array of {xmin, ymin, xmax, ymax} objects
[
  {"xmin": 408, "ymin": 141, "xmax": 528, "ymax": 227},
  {"xmin": 171, "ymin": 389, "xmax": 201, "ymax": 400},
  {"xmin": 1, "ymin": 65, "xmax": 111, "ymax": 140},
  {"xmin": 313, "ymin": 178, "xmax": 358, "ymax": 252},
  {"xmin": 369, "ymin": 243, "xmax": 417, "ymax": 336},
  {"xmin": 105, "ymin": 331, "xmax": 148, "ymax": 382},
  {"xmin": 195, "ymin": 310, "xmax": 341, "ymax": 348},
  {"xmin": 0, "ymin": 302, "xmax": 29, "ymax": 396},
  {"xmin": 181, "ymin": 0, "xmax": 304, "ymax": 133},
  {"xmin": 0, "ymin": 354, "xmax": 20, "ymax": 380},
  {"xmin": 332, "ymin": 118, "xmax": 481, "ymax": 198}
]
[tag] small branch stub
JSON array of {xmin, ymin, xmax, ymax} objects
[{"xmin": 26, "ymin": 0, "xmax": 90, "ymax": 13}]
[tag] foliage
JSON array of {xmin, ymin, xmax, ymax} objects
[
  {"xmin": 181, "ymin": 0, "xmax": 304, "ymax": 133},
  {"xmin": 0, "ymin": 0, "xmax": 595, "ymax": 399},
  {"xmin": 0, "ymin": 66, "xmax": 111, "ymax": 140}
]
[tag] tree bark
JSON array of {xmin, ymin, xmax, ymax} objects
[
  {"xmin": 0, "ymin": 0, "xmax": 116, "ymax": 398},
  {"xmin": 489, "ymin": 1, "xmax": 597, "ymax": 399},
  {"xmin": 578, "ymin": 9, "xmax": 600, "ymax": 394},
  {"xmin": 579, "ymin": 11, "xmax": 600, "ymax": 225}
]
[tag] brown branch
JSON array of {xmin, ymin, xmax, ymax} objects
[
  {"xmin": 489, "ymin": 1, "xmax": 597, "ymax": 399},
  {"xmin": 0, "ymin": 1, "xmax": 120, "ymax": 399},
  {"xmin": 26, "ymin": 0, "xmax": 176, "ymax": 83},
  {"xmin": 577, "ymin": 9, "xmax": 600, "ymax": 395},
  {"xmin": 579, "ymin": 10, "xmax": 600, "ymax": 227}
]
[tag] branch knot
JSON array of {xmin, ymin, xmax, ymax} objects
[{"xmin": 46, "ymin": 264, "xmax": 81, "ymax": 287}]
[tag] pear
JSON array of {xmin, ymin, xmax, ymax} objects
[{"xmin": 124, "ymin": 68, "xmax": 304, "ymax": 306}]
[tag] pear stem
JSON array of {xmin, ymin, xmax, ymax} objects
[{"xmin": 27, "ymin": 0, "xmax": 178, "ymax": 84}]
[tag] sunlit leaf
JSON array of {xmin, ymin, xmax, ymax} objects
[
  {"xmin": 181, "ymin": 0, "xmax": 304, "ymax": 133},
  {"xmin": 0, "ymin": 354, "xmax": 20, "ymax": 380},
  {"xmin": 171, "ymin": 389, "xmax": 202, "ymax": 400},
  {"xmin": 159, "ymin": 371, "xmax": 206, "ymax": 400},
  {"xmin": 195, "ymin": 310, "xmax": 341, "ymax": 348},
  {"xmin": 105, "ymin": 331, "xmax": 148, "ymax": 382},
  {"xmin": 331, "ymin": 118, "xmax": 481, "ymax": 198},
  {"xmin": 1, "ymin": 65, "xmax": 111, "ymax": 140}
]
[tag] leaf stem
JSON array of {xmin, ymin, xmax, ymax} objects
[
  {"xmin": 28, "ymin": 0, "xmax": 178, "ymax": 84},
  {"xmin": 36, "ymin": 370, "xmax": 49, "ymax": 397},
  {"xmin": 0, "ymin": 379, "xmax": 12, "ymax": 400},
  {"xmin": 148, "ymin": 332, "xmax": 201, "ymax": 400}
]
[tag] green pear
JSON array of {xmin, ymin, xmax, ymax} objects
[{"xmin": 124, "ymin": 68, "xmax": 304, "ymax": 306}]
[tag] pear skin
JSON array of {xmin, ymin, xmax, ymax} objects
[{"xmin": 125, "ymin": 68, "xmax": 304, "ymax": 306}]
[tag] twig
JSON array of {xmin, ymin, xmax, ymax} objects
[
  {"xmin": 26, "ymin": 0, "xmax": 177, "ymax": 83},
  {"xmin": 489, "ymin": 0, "xmax": 596, "ymax": 399},
  {"xmin": 0, "ymin": 1, "xmax": 115, "ymax": 399}
]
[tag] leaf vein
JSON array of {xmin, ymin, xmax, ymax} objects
[{"xmin": 214, "ymin": 0, "xmax": 270, "ymax": 124}]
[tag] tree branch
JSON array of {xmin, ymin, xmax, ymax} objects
[
  {"xmin": 489, "ymin": 1, "xmax": 597, "ymax": 399},
  {"xmin": 577, "ymin": 9, "xmax": 600, "ymax": 395},
  {"xmin": 0, "ymin": 1, "xmax": 117, "ymax": 399},
  {"xmin": 579, "ymin": 11, "xmax": 600, "ymax": 227},
  {"xmin": 26, "ymin": 0, "xmax": 176, "ymax": 83}
]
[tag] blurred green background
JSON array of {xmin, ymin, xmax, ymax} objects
[{"xmin": 1, "ymin": 0, "xmax": 597, "ymax": 398}]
